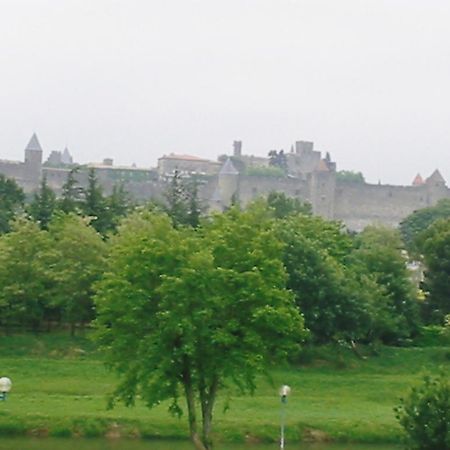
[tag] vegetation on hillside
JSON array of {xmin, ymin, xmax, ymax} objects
[{"xmin": 0, "ymin": 173, "xmax": 449, "ymax": 448}]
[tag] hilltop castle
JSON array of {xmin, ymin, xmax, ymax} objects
[{"xmin": 1, "ymin": 134, "xmax": 449, "ymax": 231}]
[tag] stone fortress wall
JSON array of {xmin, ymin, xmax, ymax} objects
[{"xmin": 1, "ymin": 134, "xmax": 449, "ymax": 231}]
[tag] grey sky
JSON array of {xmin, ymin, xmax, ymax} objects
[{"xmin": 1, "ymin": 0, "xmax": 449, "ymax": 185}]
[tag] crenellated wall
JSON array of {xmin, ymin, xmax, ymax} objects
[{"xmin": 334, "ymin": 181, "xmax": 450, "ymax": 231}]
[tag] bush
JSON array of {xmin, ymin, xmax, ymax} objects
[{"xmin": 395, "ymin": 372, "xmax": 449, "ymax": 450}]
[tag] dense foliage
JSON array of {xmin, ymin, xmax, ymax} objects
[
  {"xmin": 336, "ymin": 170, "xmax": 365, "ymax": 183},
  {"xmin": 399, "ymin": 199, "xmax": 450, "ymax": 252},
  {"xmin": 395, "ymin": 372, "xmax": 449, "ymax": 450},
  {"xmin": 417, "ymin": 219, "xmax": 450, "ymax": 324},
  {"xmin": 94, "ymin": 205, "xmax": 305, "ymax": 450},
  {"xmin": 2, "ymin": 172, "xmax": 448, "ymax": 447},
  {"xmin": 0, "ymin": 174, "xmax": 24, "ymax": 233}
]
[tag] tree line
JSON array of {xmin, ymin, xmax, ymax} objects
[
  {"xmin": 0, "ymin": 169, "xmax": 448, "ymax": 338},
  {"xmin": 1, "ymin": 172, "xmax": 450, "ymax": 450}
]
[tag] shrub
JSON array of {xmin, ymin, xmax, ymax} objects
[{"xmin": 395, "ymin": 372, "xmax": 449, "ymax": 450}]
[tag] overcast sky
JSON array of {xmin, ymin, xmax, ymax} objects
[{"xmin": 1, "ymin": 0, "xmax": 449, "ymax": 185}]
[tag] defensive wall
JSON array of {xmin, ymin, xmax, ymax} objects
[{"xmin": 1, "ymin": 134, "xmax": 450, "ymax": 231}]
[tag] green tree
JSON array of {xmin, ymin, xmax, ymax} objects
[
  {"xmin": 94, "ymin": 205, "xmax": 305, "ymax": 450},
  {"xmin": 0, "ymin": 219, "xmax": 54, "ymax": 331},
  {"xmin": 185, "ymin": 178, "xmax": 202, "ymax": 228},
  {"xmin": 336, "ymin": 170, "xmax": 365, "ymax": 183},
  {"xmin": 49, "ymin": 214, "xmax": 106, "ymax": 335},
  {"xmin": 267, "ymin": 191, "xmax": 311, "ymax": 219},
  {"xmin": 81, "ymin": 168, "xmax": 109, "ymax": 235},
  {"xmin": 106, "ymin": 183, "xmax": 131, "ymax": 233},
  {"xmin": 349, "ymin": 226, "xmax": 420, "ymax": 343},
  {"xmin": 28, "ymin": 176, "xmax": 57, "ymax": 229},
  {"xmin": 400, "ymin": 199, "xmax": 450, "ymax": 252},
  {"xmin": 0, "ymin": 174, "xmax": 25, "ymax": 234},
  {"xmin": 59, "ymin": 167, "xmax": 82, "ymax": 214},
  {"xmin": 164, "ymin": 170, "xmax": 190, "ymax": 227},
  {"xmin": 418, "ymin": 219, "xmax": 450, "ymax": 324},
  {"xmin": 268, "ymin": 149, "xmax": 287, "ymax": 173},
  {"xmin": 276, "ymin": 215, "xmax": 371, "ymax": 343},
  {"xmin": 395, "ymin": 372, "xmax": 449, "ymax": 450}
]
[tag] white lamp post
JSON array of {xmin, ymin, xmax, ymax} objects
[
  {"xmin": 279, "ymin": 385, "xmax": 291, "ymax": 449},
  {"xmin": 0, "ymin": 377, "xmax": 12, "ymax": 401}
]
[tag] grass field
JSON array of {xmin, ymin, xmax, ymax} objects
[{"xmin": 0, "ymin": 333, "xmax": 448, "ymax": 444}]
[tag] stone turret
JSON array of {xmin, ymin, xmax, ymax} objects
[
  {"xmin": 216, "ymin": 158, "xmax": 239, "ymax": 208},
  {"xmin": 23, "ymin": 133, "xmax": 43, "ymax": 191},
  {"xmin": 425, "ymin": 169, "xmax": 447, "ymax": 205},
  {"xmin": 426, "ymin": 169, "xmax": 446, "ymax": 187},
  {"xmin": 233, "ymin": 140, "xmax": 242, "ymax": 157}
]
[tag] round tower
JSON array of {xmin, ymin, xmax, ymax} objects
[
  {"xmin": 217, "ymin": 158, "xmax": 239, "ymax": 208},
  {"xmin": 23, "ymin": 133, "xmax": 43, "ymax": 192}
]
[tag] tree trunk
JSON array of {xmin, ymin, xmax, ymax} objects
[
  {"xmin": 183, "ymin": 369, "xmax": 207, "ymax": 450},
  {"xmin": 200, "ymin": 377, "xmax": 219, "ymax": 449}
]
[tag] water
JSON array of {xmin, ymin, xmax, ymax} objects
[{"xmin": 0, "ymin": 438, "xmax": 401, "ymax": 450}]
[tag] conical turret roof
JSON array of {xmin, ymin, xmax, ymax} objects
[
  {"xmin": 219, "ymin": 158, "xmax": 239, "ymax": 176},
  {"xmin": 25, "ymin": 133, "xmax": 42, "ymax": 152},
  {"xmin": 426, "ymin": 169, "xmax": 446, "ymax": 185},
  {"xmin": 412, "ymin": 173, "xmax": 424, "ymax": 186}
]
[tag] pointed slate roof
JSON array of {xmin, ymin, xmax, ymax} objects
[
  {"xmin": 426, "ymin": 169, "xmax": 446, "ymax": 185},
  {"xmin": 25, "ymin": 133, "xmax": 42, "ymax": 152},
  {"xmin": 219, "ymin": 158, "xmax": 239, "ymax": 176},
  {"xmin": 412, "ymin": 173, "xmax": 424, "ymax": 186},
  {"xmin": 61, "ymin": 146, "xmax": 73, "ymax": 164}
]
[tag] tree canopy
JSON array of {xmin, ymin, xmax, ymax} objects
[
  {"xmin": 28, "ymin": 176, "xmax": 57, "ymax": 230},
  {"xmin": 336, "ymin": 170, "xmax": 365, "ymax": 183},
  {"xmin": 417, "ymin": 219, "xmax": 450, "ymax": 324},
  {"xmin": 0, "ymin": 174, "xmax": 24, "ymax": 234},
  {"xmin": 399, "ymin": 199, "xmax": 450, "ymax": 251},
  {"xmin": 94, "ymin": 204, "xmax": 305, "ymax": 450}
]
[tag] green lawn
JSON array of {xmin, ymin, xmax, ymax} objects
[{"xmin": 0, "ymin": 333, "xmax": 448, "ymax": 444}]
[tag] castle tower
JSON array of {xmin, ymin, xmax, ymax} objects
[
  {"xmin": 23, "ymin": 133, "xmax": 43, "ymax": 191},
  {"xmin": 233, "ymin": 140, "xmax": 242, "ymax": 157},
  {"xmin": 217, "ymin": 158, "xmax": 239, "ymax": 208},
  {"xmin": 425, "ymin": 169, "xmax": 447, "ymax": 205},
  {"xmin": 309, "ymin": 159, "xmax": 336, "ymax": 219}
]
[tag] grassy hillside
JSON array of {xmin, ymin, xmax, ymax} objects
[{"xmin": 0, "ymin": 333, "xmax": 448, "ymax": 444}]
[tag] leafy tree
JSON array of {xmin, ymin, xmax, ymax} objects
[
  {"xmin": 246, "ymin": 165, "xmax": 285, "ymax": 177},
  {"xmin": 49, "ymin": 214, "xmax": 106, "ymax": 335},
  {"xmin": 106, "ymin": 183, "xmax": 132, "ymax": 232},
  {"xmin": 395, "ymin": 372, "xmax": 449, "ymax": 450},
  {"xmin": 400, "ymin": 199, "xmax": 450, "ymax": 252},
  {"xmin": 349, "ymin": 226, "xmax": 420, "ymax": 343},
  {"xmin": 417, "ymin": 219, "xmax": 450, "ymax": 324},
  {"xmin": 94, "ymin": 205, "xmax": 305, "ymax": 450},
  {"xmin": 185, "ymin": 178, "xmax": 202, "ymax": 228},
  {"xmin": 0, "ymin": 219, "xmax": 54, "ymax": 331},
  {"xmin": 276, "ymin": 215, "xmax": 370, "ymax": 343},
  {"xmin": 0, "ymin": 174, "xmax": 24, "ymax": 234},
  {"xmin": 164, "ymin": 170, "xmax": 203, "ymax": 228},
  {"xmin": 280, "ymin": 214, "xmax": 353, "ymax": 262},
  {"xmin": 59, "ymin": 167, "xmax": 83, "ymax": 214},
  {"xmin": 28, "ymin": 176, "xmax": 57, "ymax": 229},
  {"xmin": 267, "ymin": 191, "xmax": 311, "ymax": 218},
  {"xmin": 164, "ymin": 170, "xmax": 189, "ymax": 227},
  {"xmin": 268, "ymin": 149, "xmax": 287, "ymax": 173},
  {"xmin": 336, "ymin": 170, "xmax": 365, "ymax": 183},
  {"xmin": 81, "ymin": 168, "xmax": 109, "ymax": 235}
]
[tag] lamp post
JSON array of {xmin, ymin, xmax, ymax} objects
[
  {"xmin": 279, "ymin": 385, "xmax": 291, "ymax": 449},
  {"xmin": 0, "ymin": 377, "xmax": 12, "ymax": 401}
]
